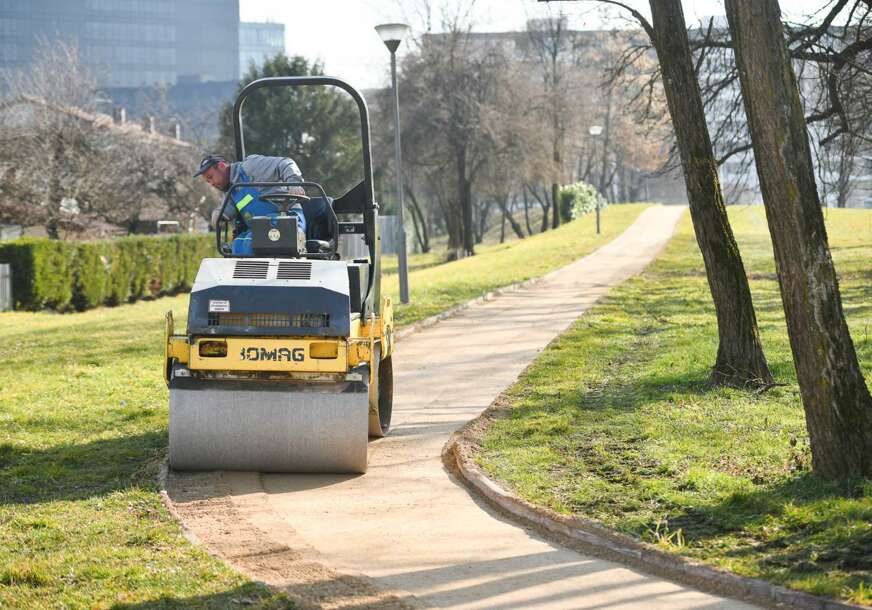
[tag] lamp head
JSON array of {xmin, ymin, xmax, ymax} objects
[
  {"xmin": 589, "ymin": 125, "xmax": 603, "ymax": 136},
  {"xmin": 376, "ymin": 23, "xmax": 411, "ymax": 53}
]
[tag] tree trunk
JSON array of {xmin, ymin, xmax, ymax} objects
[
  {"xmin": 461, "ymin": 177, "xmax": 475, "ymax": 256},
  {"xmin": 500, "ymin": 203, "xmax": 506, "ymax": 243},
  {"xmin": 405, "ymin": 186, "xmax": 430, "ymax": 253},
  {"xmin": 598, "ymin": 85, "xmax": 613, "ymax": 197},
  {"xmin": 47, "ymin": 132, "xmax": 64, "ymax": 240},
  {"xmin": 497, "ymin": 194, "xmax": 525, "ymax": 239},
  {"xmin": 617, "ymin": 159, "xmax": 628, "ymax": 203},
  {"xmin": 522, "ymin": 189, "xmax": 534, "ymax": 236},
  {"xmin": 550, "ymin": 42, "xmax": 562, "ymax": 229},
  {"xmin": 540, "ymin": 201, "xmax": 549, "ymax": 233},
  {"xmin": 551, "ymin": 182, "xmax": 561, "ymax": 228},
  {"xmin": 408, "ymin": 199, "xmax": 425, "ymax": 254},
  {"xmin": 725, "ymin": 0, "xmax": 872, "ymax": 480},
  {"xmin": 436, "ymin": 190, "xmax": 463, "ymax": 256},
  {"xmin": 649, "ymin": 0, "xmax": 773, "ymax": 387},
  {"xmin": 836, "ymin": 138, "xmax": 856, "ymax": 208},
  {"xmin": 476, "ymin": 200, "xmax": 492, "ymax": 244},
  {"xmin": 581, "ymin": 149, "xmax": 595, "ymax": 184},
  {"xmin": 527, "ymin": 184, "xmax": 550, "ymax": 233}
]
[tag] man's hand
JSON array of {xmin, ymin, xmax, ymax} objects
[{"xmin": 210, "ymin": 207, "xmax": 223, "ymax": 229}]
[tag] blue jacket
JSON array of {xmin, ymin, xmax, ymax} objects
[{"xmin": 226, "ymin": 155, "xmax": 307, "ymax": 255}]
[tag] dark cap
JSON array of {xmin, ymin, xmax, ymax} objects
[{"xmin": 194, "ymin": 154, "xmax": 226, "ymax": 177}]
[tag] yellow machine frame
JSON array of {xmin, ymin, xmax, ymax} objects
[{"xmin": 165, "ymin": 296, "xmax": 394, "ymax": 384}]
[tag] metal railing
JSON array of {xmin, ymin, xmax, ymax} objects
[{"xmin": 0, "ymin": 264, "xmax": 11, "ymax": 312}]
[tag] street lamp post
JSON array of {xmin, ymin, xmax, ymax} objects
[
  {"xmin": 376, "ymin": 22, "xmax": 411, "ymax": 304},
  {"xmin": 588, "ymin": 125, "xmax": 603, "ymax": 234}
]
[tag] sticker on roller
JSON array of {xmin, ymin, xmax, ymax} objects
[{"xmin": 209, "ymin": 299, "xmax": 231, "ymax": 313}]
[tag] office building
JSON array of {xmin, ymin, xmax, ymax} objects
[
  {"xmin": 239, "ymin": 21, "xmax": 284, "ymax": 78},
  {"xmin": 0, "ymin": 0, "xmax": 239, "ymax": 88}
]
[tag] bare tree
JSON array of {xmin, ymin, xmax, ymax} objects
[
  {"xmin": 691, "ymin": 1, "xmax": 871, "ymax": 206},
  {"xmin": 595, "ymin": 33, "xmax": 671, "ymax": 202},
  {"xmin": 0, "ymin": 40, "xmax": 212, "ymax": 238},
  {"xmin": 527, "ymin": 10, "xmax": 573, "ymax": 228},
  {"xmin": 398, "ymin": 23, "xmax": 518, "ymax": 257},
  {"xmin": 592, "ymin": 1, "xmax": 872, "ymax": 208},
  {"xmin": 1, "ymin": 40, "xmax": 110, "ymax": 237},
  {"xmin": 544, "ymin": 0, "xmax": 773, "ymax": 387},
  {"xmin": 648, "ymin": 0, "xmax": 772, "ymax": 387},
  {"xmin": 725, "ymin": 0, "xmax": 872, "ymax": 480}
]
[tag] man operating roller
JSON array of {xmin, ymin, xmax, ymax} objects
[{"xmin": 195, "ymin": 153, "xmax": 307, "ymax": 255}]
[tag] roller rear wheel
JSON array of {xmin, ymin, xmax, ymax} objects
[{"xmin": 368, "ymin": 348, "xmax": 393, "ymax": 438}]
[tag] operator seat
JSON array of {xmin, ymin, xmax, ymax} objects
[{"xmin": 301, "ymin": 196, "xmax": 335, "ymax": 253}]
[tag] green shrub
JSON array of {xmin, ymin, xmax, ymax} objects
[
  {"xmin": 0, "ymin": 239, "xmax": 75, "ymax": 310},
  {"xmin": 0, "ymin": 234, "xmax": 214, "ymax": 312},
  {"xmin": 71, "ymin": 242, "xmax": 110, "ymax": 310},
  {"xmin": 559, "ymin": 181, "xmax": 607, "ymax": 221},
  {"xmin": 105, "ymin": 239, "xmax": 136, "ymax": 305}
]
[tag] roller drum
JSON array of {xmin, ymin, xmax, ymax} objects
[{"xmin": 169, "ymin": 378, "xmax": 369, "ymax": 473}]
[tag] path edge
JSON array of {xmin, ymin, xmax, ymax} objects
[
  {"xmin": 442, "ymin": 371, "xmax": 868, "ymax": 610},
  {"xmin": 158, "ymin": 462, "xmax": 202, "ymax": 547}
]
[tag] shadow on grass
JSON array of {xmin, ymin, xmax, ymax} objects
[
  {"xmin": 0, "ymin": 430, "xmax": 165, "ymax": 505},
  {"xmin": 642, "ymin": 262, "xmax": 872, "ymax": 320},
  {"xmin": 666, "ymin": 474, "xmax": 872, "ymax": 577},
  {"xmin": 569, "ymin": 368, "xmax": 715, "ymax": 413},
  {"xmin": 841, "ymin": 282, "xmax": 872, "ymax": 321},
  {"xmin": 110, "ymin": 584, "xmax": 294, "ymax": 609}
]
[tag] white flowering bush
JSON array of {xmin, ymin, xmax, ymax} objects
[{"xmin": 560, "ymin": 181, "xmax": 607, "ymax": 220}]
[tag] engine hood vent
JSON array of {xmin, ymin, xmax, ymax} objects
[
  {"xmin": 233, "ymin": 260, "xmax": 270, "ymax": 279},
  {"xmin": 277, "ymin": 261, "xmax": 312, "ymax": 280}
]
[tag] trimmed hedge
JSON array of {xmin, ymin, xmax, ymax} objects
[{"xmin": 0, "ymin": 235, "xmax": 215, "ymax": 312}]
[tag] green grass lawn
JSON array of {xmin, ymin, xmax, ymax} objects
[
  {"xmin": 0, "ymin": 293, "xmax": 296, "ymax": 609},
  {"xmin": 0, "ymin": 204, "xmax": 646, "ymax": 608},
  {"xmin": 476, "ymin": 206, "xmax": 872, "ymax": 606}
]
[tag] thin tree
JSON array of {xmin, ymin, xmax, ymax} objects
[
  {"xmin": 527, "ymin": 12, "xmax": 570, "ymax": 228},
  {"xmin": 724, "ymin": 0, "xmax": 872, "ymax": 480},
  {"xmin": 648, "ymin": 0, "xmax": 773, "ymax": 386},
  {"xmin": 543, "ymin": 0, "xmax": 773, "ymax": 386}
]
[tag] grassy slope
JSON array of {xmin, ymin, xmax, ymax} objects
[
  {"xmin": 477, "ymin": 207, "xmax": 872, "ymax": 605},
  {"xmin": 0, "ymin": 204, "xmax": 646, "ymax": 608}
]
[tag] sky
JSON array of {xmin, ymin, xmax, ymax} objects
[{"xmin": 240, "ymin": 0, "xmax": 833, "ymax": 90}]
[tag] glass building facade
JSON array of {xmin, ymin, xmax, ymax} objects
[
  {"xmin": 0, "ymin": 0, "xmax": 239, "ymax": 87},
  {"xmin": 239, "ymin": 21, "xmax": 284, "ymax": 78}
]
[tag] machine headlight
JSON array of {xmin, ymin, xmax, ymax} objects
[{"xmin": 199, "ymin": 341, "xmax": 228, "ymax": 358}]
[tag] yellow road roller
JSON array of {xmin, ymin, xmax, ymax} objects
[{"xmin": 163, "ymin": 76, "xmax": 394, "ymax": 473}]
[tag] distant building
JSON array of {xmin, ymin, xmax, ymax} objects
[
  {"xmin": 239, "ymin": 21, "xmax": 285, "ymax": 78},
  {"xmin": 0, "ymin": 0, "xmax": 239, "ymax": 88},
  {"xmin": 176, "ymin": 0, "xmax": 240, "ymax": 85}
]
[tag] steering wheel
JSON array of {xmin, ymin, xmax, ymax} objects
[
  {"xmin": 260, "ymin": 192, "xmax": 311, "ymax": 215},
  {"xmin": 261, "ymin": 192, "xmax": 310, "ymax": 204}
]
